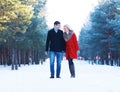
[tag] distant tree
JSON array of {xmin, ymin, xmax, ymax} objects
[
  {"xmin": 0, "ymin": 0, "xmax": 48, "ymax": 69},
  {"xmin": 26, "ymin": 0, "xmax": 48, "ymax": 64},
  {"xmin": 79, "ymin": 0, "xmax": 120, "ymax": 66}
]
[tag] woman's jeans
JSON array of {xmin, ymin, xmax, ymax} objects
[{"xmin": 49, "ymin": 51, "xmax": 63, "ymax": 77}]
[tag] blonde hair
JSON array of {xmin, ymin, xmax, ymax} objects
[{"xmin": 64, "ymin": 24, "xmax": 73, "ymax": 32}]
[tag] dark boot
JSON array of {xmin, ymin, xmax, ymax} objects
[{"xmin": 69, "ymin": 64, "xmax": 75, "ymax": 78}]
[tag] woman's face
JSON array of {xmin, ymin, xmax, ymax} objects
[{"xmin": 63, "ymin": 26, "xmax": 69, "ymax": 32}]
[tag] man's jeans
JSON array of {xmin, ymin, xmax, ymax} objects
[{"xmin": 49, "ymin": 51, "xmax": 63, "ymax": 77}]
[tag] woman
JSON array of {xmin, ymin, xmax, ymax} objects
[{"xmin": 63, "ymin": 25, "xmax": 79, "ymax": 78}]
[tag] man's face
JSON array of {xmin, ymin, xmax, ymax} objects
[{"xmin": 54, "ymin": 24, "xmax": 61, "ymax": 29}]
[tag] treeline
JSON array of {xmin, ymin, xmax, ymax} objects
[
  {"xmin": 79, "ymin": 0, "xmax": 120, "ymax": 66},
  {"xmin": 0, "ymin": 0, "xmax": 48, "ymax": 70}
]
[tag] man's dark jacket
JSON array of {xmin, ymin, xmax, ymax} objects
[{"xmin": 45, "ymin": 28, "xmax": 65, "ymax": 52}]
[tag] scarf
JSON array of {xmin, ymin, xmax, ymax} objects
[{"xmin": 63, "ymin": 30, "xmax": 74, "ymax": 42}]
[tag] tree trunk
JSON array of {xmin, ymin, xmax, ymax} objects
[{"xmin": 11, "ymin": 47, "xmax": 18, "ymax": 70}]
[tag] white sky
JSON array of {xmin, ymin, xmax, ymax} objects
[{"xmin": 46, "ymin": 0, "xmax": 99, "ymax": 37}]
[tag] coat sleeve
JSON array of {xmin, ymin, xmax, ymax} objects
[
  {"xmin": 62, "ymin": 38, "xmax": 66, "ymax": 52},
  {"xmin": 62, "ymin": 31, "xmax": 66, "ymax": 52},
  {"xmin": 73, "ymin": 33, "xmax": 79, "ymax": 51},
  {"xmin": 45, "ymin": 31, "xmax": 50, "ymax": 51}
]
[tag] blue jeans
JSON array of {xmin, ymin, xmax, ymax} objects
[{"xmin": 49, "ymin": 51, "xmax": 63, "ymax": 77}]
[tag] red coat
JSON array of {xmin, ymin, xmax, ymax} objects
[{"xmin": 65, "ymin": 33, "xmax": 79, "ymax": 59}]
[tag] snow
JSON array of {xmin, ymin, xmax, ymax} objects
[{"xmin": 0, "ymin": 60, "xmax": 120, "ymax": 92}]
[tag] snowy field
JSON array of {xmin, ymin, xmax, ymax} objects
[{"xmin": 0, "ymin": 59, "xmax": 120, "ymax": 92}]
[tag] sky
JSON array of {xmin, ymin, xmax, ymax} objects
[{"xmin": 46, "ymin": 0, "xmax": 99, "ymax": 37}]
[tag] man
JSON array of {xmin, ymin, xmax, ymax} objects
[{"xmin": 45, "ymin": 21, "xmax": 65, "ymax": 78}]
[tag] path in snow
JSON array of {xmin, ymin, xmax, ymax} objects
[{"xmin": 0, "ymin": 60, "xmax": 120, "ymax": 92}]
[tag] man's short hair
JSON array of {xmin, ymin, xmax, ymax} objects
[{"xmin": 54, "ymin": 21, "xmax": 60, "ymax": 25}]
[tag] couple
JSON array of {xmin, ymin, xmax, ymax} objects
[{"xmin": 45, "ymin": 21, "xmax": 79, "ymax": 78}]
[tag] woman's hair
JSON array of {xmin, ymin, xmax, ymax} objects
[{"xmin": 64, "ymin": 24, "xmax": 73, "ymax": 32}]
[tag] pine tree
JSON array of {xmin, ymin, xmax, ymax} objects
[
  {"xmin": 79, "ymin": 0, "xmax": 120, "ymax": 66},
  {"xmin": 26, "ymin": 0, "xmax": 47, "ymax": 64},
  {"xmin": 0, "ymin": 0, "xmax": 48, "ymax": 69}
]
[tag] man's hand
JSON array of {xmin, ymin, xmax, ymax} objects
[{"xmin": 45, "ymin": 51, "xmax": 48, "ymax": 55}]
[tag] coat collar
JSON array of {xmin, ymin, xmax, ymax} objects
[{"xmin": 63, "ymin": 30, "xmax": 74, "ymax": 42}]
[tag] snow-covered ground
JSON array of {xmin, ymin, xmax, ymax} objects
[{"xmin": 0, "ymin": 59, "xmax": 120, "ymax": 92}]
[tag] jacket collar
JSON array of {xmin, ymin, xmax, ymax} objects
[{"xmin": 63, "ymin": 30, "xmax": 74, "ymax": 42}]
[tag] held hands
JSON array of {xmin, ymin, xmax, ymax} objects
[
  {"xmin": 45, "ymin": 51, "xmax": 49, "ymax": 55},
  {"xmin": 77, "ymin": 50, "xmax": 80, "ymax": 55}
]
